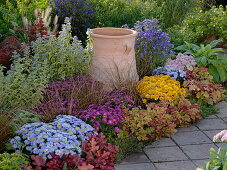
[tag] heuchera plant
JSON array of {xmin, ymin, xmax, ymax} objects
[
  {"xmin": 81, "ymin": 133, "xmax": 118, "ymax": 170},
  {"xmin": 0, "ymin": 153, "xmax": 30, "ymax": 170},
  {"xmin": 17, "ymin": 12, "xmax": 48, "ymax": 42},
  {"xmin": 119, "ymin": 104, "xmax": 178, "ymax": 141},
  {"xmin": 166, "ymin": 53, "xmax": 196, "ymax": 71},
  {"xmin": 119, "ymin": 96, "xmax": 201, "ymax": 141},
  {"xmin": 183, "ymin": 67, "xmax": 226, "ymax": 105},
  {"xmin": 165, "ymin": 96, "xmax": 201, "ymax": 127}
]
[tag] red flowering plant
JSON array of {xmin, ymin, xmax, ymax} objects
[
  {"xmin": 17, "ymin": 12, "xmax": 48, "ymax": 42},
  {"xmin": 0, "ymin": 36, "xmax": 21, "ymax": 69},
  {"xmin": 183, "ymin": 67, "xmax": 226, "ymax": 105}
]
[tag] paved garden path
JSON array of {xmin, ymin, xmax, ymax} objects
[{"xmin": 116, "ymin": 100, "xmax": 227, "ymax": 170}]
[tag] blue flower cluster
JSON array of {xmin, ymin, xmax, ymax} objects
[
  {"xmin": 153, "ymin": 65, "xmax": 186, "ymax": 80},
  {"xmin": 10, "ymin": 115, "xmax": 96, "ymax": 159},
  {"xmin": 49, "ymin": 0, "xmax": 94, "ymax": 42},
  {"xmin": 134, "ymin": 19, "xmax": 175, "ymax": 66}
]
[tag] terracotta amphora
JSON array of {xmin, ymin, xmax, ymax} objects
[{"xmin": 89, "ymin": 27, "xmax": 139, "ymax": 89}]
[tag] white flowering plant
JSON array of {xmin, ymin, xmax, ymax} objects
[{"xmin": 10, "ymin": 115, "xmax": 96, "ymax": 159}]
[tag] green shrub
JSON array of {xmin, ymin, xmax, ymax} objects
[
  {"xmin": 11, "ymin": 110, "xmax": 41, "ymax": 131},
  {"xmin": 89, "ymin": 0, "xmax": 143, "ymax": 28},
  {"xmin": 0, "ymin": 1, "xmax": 24, "ymax": 42},
  {"xmin": 184, "ymin": 5, "xmax": 227, "ymax": 42},
  {"xmin": 31, "ymin": 17, "xmax": 90, "ymax": 81},
  {"xmin": 141, "ymin": 0, "xmax": 201, "ymax": 29},
  {"xmin": 0, "ymin": 152, "xmax": 29, "ymax": 170},
  {"xmin": 0, "ymin": 44, "xmax": 50, "ymax": 108},
  {"xmin": 167, "ymin": 25, "xmax": 198, "ymax": 46},
  {"xmin": 14, "ymin": 0, "xmax": 49, "ymax": 19}
]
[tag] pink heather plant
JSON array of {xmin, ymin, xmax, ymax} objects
[{"xmin": 166, "ymin": 53, "xmax": 196, "ymax": 71}]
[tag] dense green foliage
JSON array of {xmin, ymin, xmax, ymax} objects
[
  {"xmin": 89, "ymin": 0, "xmax": 143, "ymax": 28},
  {"xmin": 142, "ymin": 0, "xmax": 201, "ymax": 29},
  {"xmin": 0, "ymin": 153, "xmax": 29, "ymax": 170},
  {"xmin": 15, "ymin": 0, "xmax": 49, "ymax": 19},
  {"xmin": 0, "ymin": 45, "xmax": 49, "ymax": 108},
  {"xmin": 0, "ymin": 1, "xmax": 24, "ymax": 42},
  {"xmin": 30, "ymin": 17, "xmax": 90, "ymax": 81},
  {"xmin": 169, "ymin": 5, "xmax": 227, "ymax": 45},
  {"xmin": 201, "ymin": 146, "xmax": 227, "ymax": 170},
  {"xmin": 11, "ymin": 110, "xmax": 41, "ymax": 131},
  {"xmin": 185, "ymin": 5, "xmax": 227, "ymax": 41}
]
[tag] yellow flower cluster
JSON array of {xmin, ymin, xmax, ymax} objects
[{"xmin": 136, "ymin": 75, "xmax": 186, "ymax": 102}]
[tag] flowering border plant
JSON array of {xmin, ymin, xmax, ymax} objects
[{"xmin": 10, "ymin": 115, "xmax": 96, "ymax": 159}]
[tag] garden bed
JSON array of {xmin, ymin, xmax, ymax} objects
[{"xmin": 0, "ymin": 1, "xmax": 227, "ymax": 170}]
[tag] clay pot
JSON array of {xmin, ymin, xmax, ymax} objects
[{"xmin": 89, "ymin": 27, "xmax": 139, "ymax": 89}]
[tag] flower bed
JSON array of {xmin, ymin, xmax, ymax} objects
[{"xmin": 0, "ymin": 4, "xmax": 226, "ymax": 169}]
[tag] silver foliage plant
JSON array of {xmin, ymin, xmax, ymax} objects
[
  {"xmin": 31, "ymin": 17, "xmax": 90, "ymax": 80},
  {"xmin": 0, "ymin": 17, "xmax": 90, "ymax": 108}
]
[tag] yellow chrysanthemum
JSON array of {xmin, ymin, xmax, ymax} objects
[{"xmin": 136, "ymin": 75, "xmax": 185, "ymax": 102}]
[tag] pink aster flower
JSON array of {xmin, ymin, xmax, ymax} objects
[{"xmin": 114, "ymin": 127, "xmax": 120, "ymax": 133}]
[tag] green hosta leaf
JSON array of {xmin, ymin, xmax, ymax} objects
[
  {"xmin": 175, "ymin": 44, "xmax": 187, "ymax": 51},
  {"xmin": 205, "ymin": 44, "xmax": 212, "ymax": 50},
  {"xmin": 208, "ymin": 59, "xmax": 220, "ymax": 65},
  {"xmin": 216, "ymin": 65, "xmax": 226, "ymax": 82},
  {"xmin": 209, "ymin": 40, "xmax": 222, "ymax": 48},
  {"xmin": 208, "ymin": 65, "xmax": 220, "ymax": 82},
  {"xmin": 211, "ymin": 48, "xmax": 225, "ymax": 53},
  {"xmin": 191, "ymin": 43, "xmax": 200, "ymax": 50},
  {"xmin": 223, "ymin": 161, "xmax": 227, "ymax": 170},
  {"xmin": 200, "ymin": 56, "xmax": 207, "ymax": 66}
]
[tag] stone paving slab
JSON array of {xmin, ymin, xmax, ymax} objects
[
  {"xmin": 115, "ymin": 163, "xmax": 156, "ymax": 170},
  {"xmin": 215, "ymin": 101, "xmax": 227, "ymax": 108},
  {"xmin": 144, "ymin": 138, "xmax": 176, "ymax": 149},
  {"xmin": 193, "ymin": 159, "xmax": 209, "ymax": 168},
  {"xmin": 144, "ymin": 146, "xmax": 188, "ymax": 162},
  {"xmin": 119, "ymin": 151, "xmax": 150, "ymax": 165},
  {"xmin": 171, "ymin": 131, "xmax": 212, "ymax": 145},
  {"xmin": 223, "ymin": 118, "xmax": 227, "ymax": 123},
  {"xmin": 215, "ymin": 142, "xmax": 227, "ymax": 148},
  {"xmin": 203, "ymin": 130, "xmax": 222, "ymax": 140},
  {"xmin": 154, "ymin": 161, "xmax": 196, "ymax": 170},
  {"xmin": 206, "ymin": 115, "xmax": 218, "ymax": 119},
  {"xmin": 216, "ymin": 112, "xmax": 227, "ymax": 118},
  {"xmin": 195, "ymin": 119, "xmax": 227, "ymax": 130},
  {"xmin": 176, "ymin": 125, "xmax": 199, "ymax": 132},
  {"xmin": 180, "ymin": 144, "xmax": 218, "ymax": 160}
]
